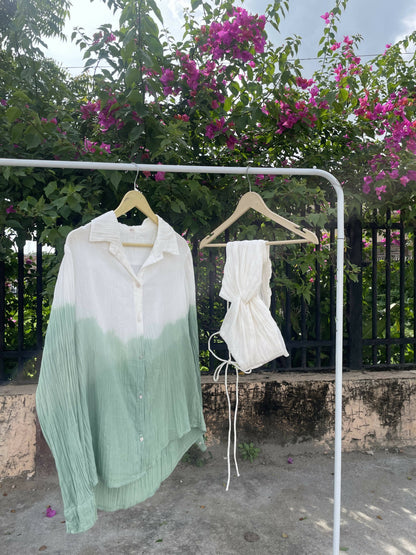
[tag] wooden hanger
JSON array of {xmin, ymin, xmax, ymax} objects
[
  {"xmin": 114, "ymin": 189, "xmax": 158, "ymax": 247},
  {"xmin": 200, "ymin": 191, "xmax": 319, "ymax": 248}
]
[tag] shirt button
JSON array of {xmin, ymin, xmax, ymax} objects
[
  {"xmin": 139, "ymin": 436, "xmax": 144, "ymax": 442},
  {"xmin": 139, "ymin": 394, "xmax": 143, "ymax": 399}
]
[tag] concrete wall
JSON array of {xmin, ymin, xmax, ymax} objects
[
  {"xmin": 0, "ymin": 385, "xmax": 37, "ymax": 479},
  {"xmin": 201, "ymin": 371, "xmax": 416, "ymax": 452},
  {"xmin": 1, "ymin": 371, "xmax": 416, "ymax": 479}
]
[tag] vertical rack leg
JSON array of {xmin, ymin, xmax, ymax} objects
[{"xmin": 333, "ymin": 202, "xmax": 344, "ymax": 554}]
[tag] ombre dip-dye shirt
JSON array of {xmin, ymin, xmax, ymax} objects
[{"xmin": 36, "ymin": 211, "xmax": 206, "ymax": 534}]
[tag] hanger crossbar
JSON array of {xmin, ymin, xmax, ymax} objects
[{"xmin": 0, "ymin": 156, "xmax": 344, "ymax": 555}]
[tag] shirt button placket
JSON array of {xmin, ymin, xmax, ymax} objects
[{"xmin": 134, "ymin": 280, "xmax": 143, "ymax": 334}]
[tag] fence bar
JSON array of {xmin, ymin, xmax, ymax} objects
[
  {"xmin": 371, "ymin": 216, "xmax": 378, "ymax": 364},
  {"xmin": 315, "ymin": 256, "xmax": 322, "ymax": 368},
  {"xmin": 208, "ymin": 250, "xmax": 216, "ymax": 372},
  {"xmin": 347, "ymin": 214, "xmax": 363, "ymax": 369},
  {"xmin": 36, "ymin": 239, "xmax": 43, "ymax": 350},
  {"xmin": 284, "ymin": 261, "xmax": 292, "ymax": 369},
  {"xmin": 399, "ymin": 215, "xmax": 405, "ymax": 364},
  {"xmin": 385, "ymin": 212, "xmax": 391, "ymax": 364},
  {"xmin": 329, "ymin": 227, "xmax": 336, "ymax": 367},
  {"xmin": 17, "ymin": 242, "xmax": 24, "ymax": 371},
  {"xmin": 0, "ymin": 256, "xmax": 5, "ymax": 380},
  {"xmin": 414, "ymin": 233, "xmax": 416, "ymax": 364},
  {"xmin": 301, "ymin": 295, "xmax": 307, "ymax": 368}
]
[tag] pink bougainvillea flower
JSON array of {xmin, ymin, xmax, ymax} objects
[
  {"xmin": 154, "ymin": 171, "xmax": 165, "ymax": 181},
  {"xmin": 407, "ymin": 170, "xmax": 416, "ymax": 181},
  {"xmin": 46, "ymin": 506, "xmax": 56, "ymax": 518},
  {"xmin": 83, "ymin": 138, "xmax": 97, "ymax": 154},
  {"xmin": 160, "ymin": 68, "xmax": 175, "ymax": 87},
  {"xmin": 295, "ymin": 77, "xmax": 314, "ymax": 89},
  {"xmin": 400, "ymin": 176, "xmax": 410, "ymax": 186},
  {"xmin": 362, "ymin": 182, "xmax": 371, "ymax": 194},
  {"xmin": 131, "ymin": 111, "xmax": 143, "ymax": 124},
  {"xmin": 375, "ymin": 185, "xmax": 387, "ymax": 200},
  {"xmin": 226, "ymin": 134, "xmax": 238, "ymax": 150},
  {"xmin": 320, "ymin": 12, "xmax": 333, "ymax": 24},
  {"xmin": 6, "ymin": 205, "xmax": 16, "ymax": 214},
  {"xmin": 104, "ymin": 33, "xmax": 116, "ymax": 43},
  {"xmin": 287, "ymin": 457, "xmax": 294, "ymax": 464},
  {"xmin": 406, "ymin": 140, "xmax": 416, "ymax": 154},
  {"xmin": 99, "ymin": 142, "xmax": 111, "ymax": 155},
  {"xmin": 1, "ymin": 99, "xmax": 8, "ymax": 106},
  {"xmin": 383, "ymin": 44, "xmax": 392, "ymax": 55},
  {"xmin": 80, "ymin": 100, "xmax": 100, "ymax": 120},
  {"xmin": 389, "ymin": 169, "xmax": 399, "ymax": 179}
]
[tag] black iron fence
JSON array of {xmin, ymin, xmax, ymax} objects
[{"xmin": 1, "ymin": 211, "xmax": 415, "ymax": 381}]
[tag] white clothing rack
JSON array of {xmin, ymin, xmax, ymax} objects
[{"xmin": 0, "ymin": 158, "xmax": 344, "ymax": 554}]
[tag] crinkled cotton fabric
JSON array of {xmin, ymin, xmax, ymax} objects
[
  {"xmin": 219, "ymin": 240, "xmax": 289, "ymax": 371},
  {"xmin": 36, "ymin": 211, "xmax": 206, "ymax": 534}
]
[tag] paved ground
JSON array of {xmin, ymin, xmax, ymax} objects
[{"xmin": 1, "ymin": 442, "xmax": 415, "ymax": 555}]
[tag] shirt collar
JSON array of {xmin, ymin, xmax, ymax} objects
[{"xmin": 89, "ymin": 211, "xmax": 180, "ymax": 260}]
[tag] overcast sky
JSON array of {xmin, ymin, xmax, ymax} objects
[{"xmin": 46, "ymin": 0, "xmax": 416, "ymax": 76}]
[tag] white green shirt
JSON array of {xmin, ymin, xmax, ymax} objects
[{"xmin": 36, "ymin": 211, "xmax": 206, "ymax": 534}]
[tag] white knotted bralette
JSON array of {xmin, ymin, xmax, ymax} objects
[{"xmin": 209, "ymin": 240, "xmax": 289, "ymax": 490}]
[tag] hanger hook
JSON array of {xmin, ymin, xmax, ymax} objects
[
  {"xmin": 246, "ymin": 165, "xmax": 252, "ymax": 192},
  {"xmin": 133, "ymin": 165, "xmax": 140, "ymax": 190}
]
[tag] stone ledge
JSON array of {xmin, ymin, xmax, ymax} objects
[
  {"xmin": 201, "ymin": 370, "xmax": 416, "ymax": 451},
  {"xmin": 1, "ymin": 370, "xmax": 416, "ymax": 479}
]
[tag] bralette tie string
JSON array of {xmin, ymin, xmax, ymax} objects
[{"xmin": 208, "ymin": 325, "xmax": 253, "ymax": 491}]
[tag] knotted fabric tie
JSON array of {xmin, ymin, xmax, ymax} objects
[
  {"xmin": 208, "ymin": 329, "xmax": 251, "ymax": 491},
  {"xmin": 209, "ymin": 240, "xmax": 289, "ymax": 490}
]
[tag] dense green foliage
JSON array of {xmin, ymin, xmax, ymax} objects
[{"xmin": 0, "ymin": 0, "xmax": 415, "ymax": 376}]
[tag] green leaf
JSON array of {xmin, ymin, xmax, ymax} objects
[
  {"xmin": 110, "ymin": 172, "xmax": 122, "ymax": 190},
  {"xmin": 44, "ymin": 181, "xmax": 57, "ymax": 198},
  {"xmin": 6, "ymin": 106, "xmax": 22, "ymax": 123},
  {"xmin": 339, "ymin": 89, "xmax": 349, "ymax": 103},
  {"xmin": 223, "ymin": 96, "xmax": 232, "ymax": 112},
  {"xmin": 191, "ymin": 0, "xmax": 203, "ymax": 9},
  {"xmin": 11, "ymin": 123, "xmax": 25, "ymax": 144},
  {"xmin": 147, "ymin": 0, "xmax": 164, "ymax": 24},
  {"xmin": 2, "ymin": 166, "xmax": 11, "ymax": 181},
  {"xmin": 125, "ymin": 66, "xmax": 141, "ymax": 88},
  {"xmin": 24, "ymin": 132, "xmax": 42, "ymax": 148}
]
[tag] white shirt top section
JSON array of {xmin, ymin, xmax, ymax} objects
[
  {"xmin": 219, "ymin": 240, "xmax": 289, "ymax": 371},
  {"xmin": 53, "ymin": 211, "xmax": 195, "ymax": 340}
]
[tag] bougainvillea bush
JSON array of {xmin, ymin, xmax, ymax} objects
[{"xmin": 0, "ymin": 0, "xmax": 415, "ymax": 372}]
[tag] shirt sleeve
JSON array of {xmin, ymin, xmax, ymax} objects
[
  {"xmin": 184, "ymin": 246, "xmax": 207, "ymax": 452},
  {"xmin": 36, "ymin": 240, "xmax": 98, "ymax": 533}
]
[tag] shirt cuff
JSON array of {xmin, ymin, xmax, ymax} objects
[{"xmin": 65, "ymin": 495, "xmax": 97, "ymax": 534}]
